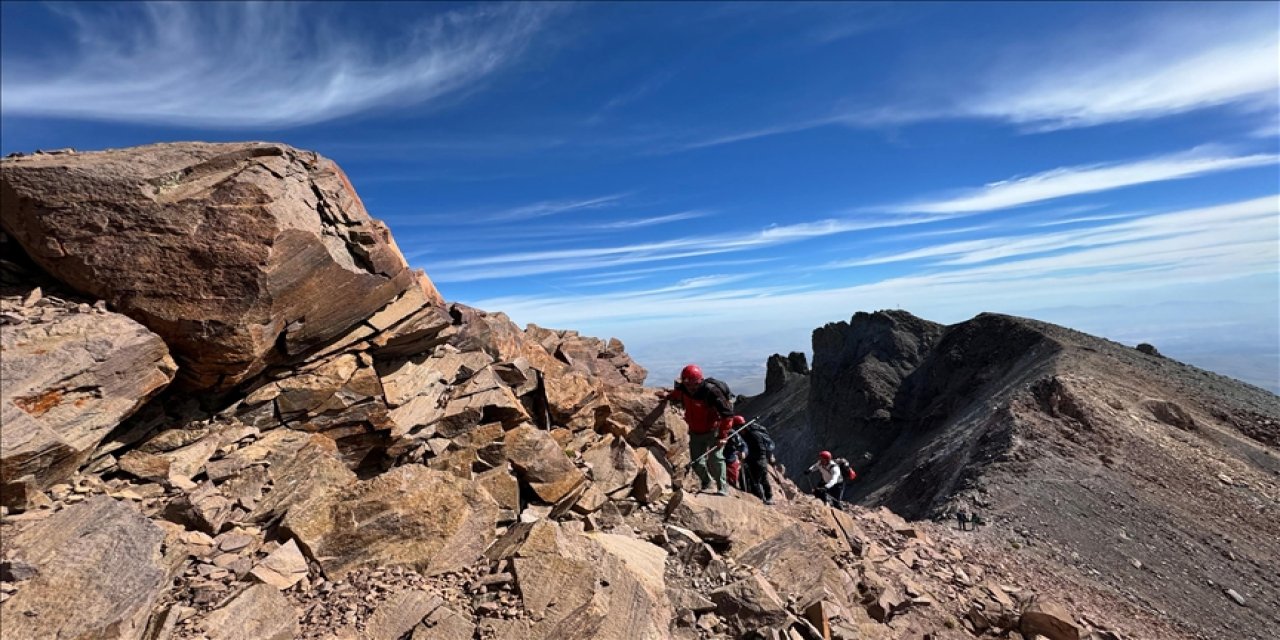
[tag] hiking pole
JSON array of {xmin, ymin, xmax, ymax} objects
[
  {"xmin": 665, "ymin": 417, "xmax": 763, "ymax": 520},
  {"xmin": 691, "ymin": 419, "xmax": 757, "ymax": 465}
]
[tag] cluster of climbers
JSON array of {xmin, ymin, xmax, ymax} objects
[{"xmin": 661, "ymin": 364, "xmax": 857, "ymax": 508}]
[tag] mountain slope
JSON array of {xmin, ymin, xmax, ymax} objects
[{"xmin": 741, "ymin": 310, "xmax": 1280, "ymax": 640}]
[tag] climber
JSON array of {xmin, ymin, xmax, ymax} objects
[
  {"xmin": 806, "ymin": 450, "xmax": 845, "ymax": 506},
  {"xmin": 724, "ymin": 430, "xmax": 746, "ymax": 489},
  {"xmin": 659, "ymin": 364, "xmax": 735, "ymax": 495},
  {"xmin": 740, "ymin": 418, "xmax": 778, "ymax": 505}
]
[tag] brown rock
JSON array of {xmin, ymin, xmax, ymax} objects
[
  {"xmin": 633, "ymin": 447, "xmax": 673, "ymax": 504},
  {"xmin": 670, "ymin": 492, "xmax": 790, "ymax": 549},
  {"xmin": 118, "ymin": 450, "xmax": 173, "ymax": 483},
  {"xmin": 1, "ymin": 142, "xmax": 419, "ymax": 389},
  {"xmin": 412, "ymin": 604, "xmax": 474, "ymax": 640},
  {"xmin": 246, "ymin": 433, "xmax": 356, "ymax": 524},
  {"xmin": 1020, "ymin": 597, "xmax": 1080, "ymax": 640},
  {"xmin": 505, "ymin": 520, "xmax": 673, "ymax": 639},
  {"xmin": 0, "ymin": 497, "xmax": 167, "ymax": 640},
  {"xmin": 477, "ymin": 466, "xmax": 521, "ymax": 513},
  {"xmin": 282, "ymin": 466, "xmax": 498, "ymax": 579},
  {"xmin": 364, "ymin": 589, "xmax": 443, "ymax": 640},
  {"xmin": 250, "ymin": 539, "xmax": 309, "ymax": 590},
  {"xmin": 582, "ymin": 435, "xmax": 642, "ymax": 496},
  {"xmin": 708, "ymin": 572, "xmax": 790, "ymax": 632},
  {"xmin": 200, "ymin": 583, "xmax": 299, "ymax": 640},
  {"xmin": 1, "ymin": 305, "xmax": 175, "ymax": 498},
  {"xmin": 502, "ymin": 425, "xmax": 587, "ymax": 503}
]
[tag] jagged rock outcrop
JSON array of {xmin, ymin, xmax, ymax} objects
[
  {"xmin": 0, "ymin": 142, "xmax": 433, "ymax": 390},
  {"xmin": 743, "ymin": 309, "xmax": 1280, "ymax": 640},
  {"xmin": 764, "ymin": 351, "xmax": 809, "ymax": 394}
]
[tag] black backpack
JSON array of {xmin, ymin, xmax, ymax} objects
[
  {"xmin": 703, "ymin": 377, "xmax": 734, "ymax": 411},
  {"xmin": 743, "ymin": 423, "xmax": 774, "ymax": 458},
  {"xmin": 836, "ymin": 458, "xmax": 857, "ymax": 482}
]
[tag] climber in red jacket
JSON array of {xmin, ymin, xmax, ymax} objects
[{"xmin": 659, "ymin": 364, "xmax": 735, "ymax": 495}]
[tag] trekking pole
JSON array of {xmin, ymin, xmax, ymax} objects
[{"xmin": 689, "ymin": 418, "xmax": 761, "ymax": 467}]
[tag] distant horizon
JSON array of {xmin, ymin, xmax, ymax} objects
[{"xmin": 3, "ymin": 2, "xmax": 1276, "ymax": 395}]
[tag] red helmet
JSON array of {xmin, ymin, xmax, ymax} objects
[
  {"xmin": 819, "ymin": 451, "xmax": 833, "ymax": 461},
  {"xmin": 680, "ymin": 364, "xmax": 704, "ymax": 384}
]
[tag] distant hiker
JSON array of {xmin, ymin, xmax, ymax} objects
[
  {"xmin": 806, "ymin": 451, "xmax": 845, "ymax": 506},
  {"xmin": 956, "ymin": 510, "xmax": 970, "ymax": 531},
  {"xmin": 740, "ymin": 418, "xmax": 777, "ymax": 505},
  {"xmin": 724, "ymin": 431, "xmax": 747, "ymax": 489},
  {"xmin": 970, "ymin": 512, "xmax": 985, "ymax": 529},
  {"xmin": 660, "ymin": 364, "xmax": 735, "ymax": 495}
]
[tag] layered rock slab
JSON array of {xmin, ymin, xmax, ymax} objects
[
  {"xmin": 282, "ymin": 465, "xmax": 498, "ymax": 579},
  {"xmin": 1, "ymin": 297, "xmax": 175, "ymax": 500},
  {"xmin": 0, "ymin": 142, "xmax": 426, "ymax": 389},
  {"xmin": 0, "ymin": 497, "xmax": 169, "ymax": 640}
]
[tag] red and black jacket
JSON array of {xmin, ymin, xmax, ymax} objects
[{"xmin": 669, "ymin": 381, "xmax": 734, "ymax": 438}]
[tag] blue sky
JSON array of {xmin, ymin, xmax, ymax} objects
[{"xmin": 3, "ymin": 1, "xmax": 1278, "ymax": 393}]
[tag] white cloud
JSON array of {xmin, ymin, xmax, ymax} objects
[
  {"xmin": 590, "ymin": 210, "xmax": 710, "ymax": 229},
  {"xmin": 427, "ymin": 215, "xmax": 927, "ymax": 282},
  {"xmin": 0, "ymin": 3, "xmax": 553, "ymax": 128},
  {"xmin": 961, "ymin": 9, "xmax": 1280, "ymax": 130},
  {"xmin": 881, "ymin": 147, "xmax": 1278, "ymax": 214},
  {"xmin": 463, "ymin": 195, "xmax": 1279, "ymax": 333},
  {"xmin": 840, "ymin": 197, "xmax": 1277, "ymax": 268},
  {"xmin": 487, "ymin": 193, "xmax": 631, "ymax": 221}
]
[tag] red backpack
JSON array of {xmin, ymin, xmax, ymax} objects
[{"xmin": 837, "ymin": 459, "xmax": 857, "ymax": 482}]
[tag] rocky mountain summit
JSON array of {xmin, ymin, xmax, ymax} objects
[
  {"xmin": 0, "ymin": 142, "xmax": 1212, "ymax": 640},
  {"xmin": 739, "ymin": 310, "xmax": 1280, "ymax": 640}
]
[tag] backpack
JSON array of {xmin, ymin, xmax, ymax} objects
[
  {"xmin": 703, "ymin": 377, "xmax": 734, "ymax": 411},
  {"xmin": 837, "ymin": 458, "xmax": 857, "ymax": 482},
  {"xmin": 744, "ymin": 423, "xmax": 775, "ymax": 458}
]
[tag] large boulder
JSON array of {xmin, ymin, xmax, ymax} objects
[
  {"xmin": 491, "ymin": 520, "xmax": 673, "ymax": 640},
  {"xmin": 0, "ymin": 142, "xmax": 427, "ymax": 389},
  {"xmin": 199, "ymin": 583, "xmax": 299, "ymax": 640},
  {"xmin": 0, "ymin": 497, "xmax": 169, "ymax": 640},
  {"xmin": 502, "ymin": 425, "xmax": 587, "ymax": 503},
  {"xmin": 282, "ymin": 465, "xmax": 499, "ymax": 579},
  {"xmin": 1, "ymin": 293, "xmax": 175, "ymax": 501},
  {"xmin": 669, "ymin": 492, "xmax": 791, "ymax": 552}
]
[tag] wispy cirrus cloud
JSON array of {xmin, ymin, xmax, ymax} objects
[
  {"xmin": 0, "ymin": 2, "xmax": 555, "ymax": 128},
  {"xmin": 956, "ymin": 9, "xmax": 1279, "ymax": 131},
  {"xmin": 835, "ymin": 196, "xmax": 1278, "ymax": 268},
  {"xmin": 671, "ymin": 6, "xmax": 1278, "ymax": 151},
  {"xmin": 589, "ymin": 210, "xmax": 710, "ymax": 229},
  {"xmin": 427, "ymin": 215, "xmax": 922, "ymax": 282},
  {"xmin": 468, "ymin": 196, "xmax": 1278, "ymax": 334},
  {"xmin": 879, "ymin": 147, "xmax": 1278, "ymax": 215},
  {"xmin": 486, "ymin": 193, "xmax": 632, "ymax": 221}
]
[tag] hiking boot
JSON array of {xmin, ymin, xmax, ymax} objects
[
  {"xmin": 699, "ymin": 482, "xmax": 714, "ymax": 494},
  {"xmin": 716, "ymin": 485, "xmax": 729, "ymax": 496},
  {"xmin": 763, "ymin": 498, "xmax": 775, "ymax": 505}
]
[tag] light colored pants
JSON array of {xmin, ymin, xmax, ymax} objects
[{"xmin": 689, "ymin": 431, "xmax": 726, "ymax": 490}]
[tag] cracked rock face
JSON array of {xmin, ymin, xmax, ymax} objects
[
  {"xmin": 1, "ymin": 290, "xmax": 176, "ymax": 501},
  {"xmin": 0, "ymin": 142, "xmax": 425, "ymax": 390}
]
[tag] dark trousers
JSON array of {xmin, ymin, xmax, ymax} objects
[
  {"xmin": 815, "ymin": 482, "xmax": 844, "ymax": 506},
  {"xmin": 743, "ymin": 458, "xmax": 772, "ymax": 501}
]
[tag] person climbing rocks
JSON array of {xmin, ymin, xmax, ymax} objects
[
  {"xmin": 659, "ymin": 364, "xmax": 735, "ymax": 495},
  {"xmin": 724, "ymin": 430, "xmax": 746, "ymax": 489},
  {"xmin": 806, "ymin": 450, "xmax": 845, "ymax": 506},
  {"xmin": 739, "ymin": 418, "xmax": 777, "ymax": 505}
]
